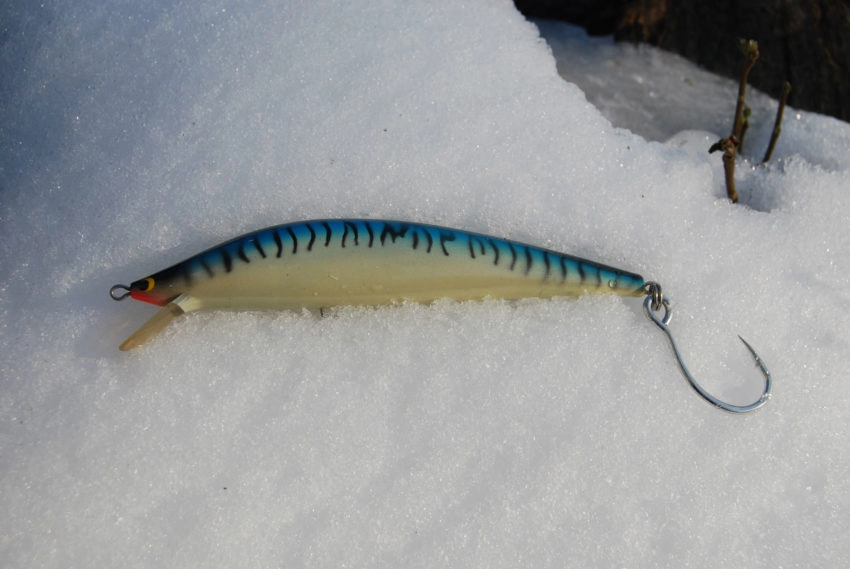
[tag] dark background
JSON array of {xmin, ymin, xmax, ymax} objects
[{"xmin": 515, "ymin": 0, "xmax": 850, "ymax": 122}]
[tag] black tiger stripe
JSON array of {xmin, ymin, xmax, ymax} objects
[
  {"xmin": 306, "ymin": 224, "xmax": 317, "ymax": 251},
  {"xmin": 524, "ymin": 246, "xmax": 533, "ymax": 275},
  {"xmin": 286, "ymin": 227, "xmax": 298, "ymax": 254},
  {"xmin": 221, "ymin": 248, "xmax": 233, "ymax": 273},
  {"xmin": 488, "ymin": 239, "xmax": 500, "ymax": 265},
  {"xmin": 412, "ymin": 230, "xmax": 419, "ymax": 250},
  {"xmin": 590, "ymin": 264, "xmax": 602, "ymax": 287},
  {"xmin": 237, "ymin": 241, "xmax": 251, "ymax": 264},
  {"xmin": 322, "ymin": 221, "xmax": 332, "ymax": 246},
  {"xmin": 380, "ymin": 223, "xmax": 409, "ymax": 245},
  {"xmin": 366, "ymin": 223, "xmax": 375, "ymax": 247},
  {"xmin": 252, "ymin": 237, "xmax": 266, "ymax": 258},
  {"xmin": 578, "ymin": 262, "xmax": 602, "ymax": 287},
  {"xmin": 559, "ymin": 256, "xmax": 568, "ymax": 281},
  {"xmin": 543, "ymin": 251, "xmax": 551, "ymax": 280},
  {"xmin": 508, "ymin": 242, "xmax": 517, "ymax": 270},
  {"xmin": 468, "ymin": 236, "xmax": 487, "ymax": 259},
  {"xmin": 424, "ymin": 230, "xmax": 433, "ymax": 253},
  {"xmin": 200, "ymin": 258, "xmax": 214, "ymax": 278},
  {"xmin": 181, "ymin": 262, "xmax": 193, "ymax": 285},
  {"xmin": 438, "ymin": 231, "xmax": 455, "ymax": 256},
  {"xmin": 341, "ymin": 221, "xmax": 359, "ymax": 247},
  {"xmin": 273, "ymin": 230, "xmax": 283, "ymax": 258}
]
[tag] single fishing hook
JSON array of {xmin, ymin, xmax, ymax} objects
[
  {"xmin": 642, "ymin": 283, "xmax": 771, "ymax": 413},
  {"xmin": 110, "ymin": 284, "xmax": 132, "ymax": 301}
]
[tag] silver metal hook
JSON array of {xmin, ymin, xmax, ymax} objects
[
  {"xmin": 110, "ymin": 284, "xmax": 132, "ymax": 301},
  {"xmin": 642, "ymin": 286, "xmax": 771, "ymax": 413}
]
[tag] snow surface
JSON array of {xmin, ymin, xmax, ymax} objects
[{"xmin": 2, "ymin": 2, "xmax": 850, "ymax": 568}]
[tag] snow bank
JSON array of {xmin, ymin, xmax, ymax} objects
[{"xmin": 2, "ymin": 2, "xmax": 849, "ymax": 568}]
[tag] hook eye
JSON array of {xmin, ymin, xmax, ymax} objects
[
  {"xmin": 110, "ymin": 284, "xmax": 132, "ymax": 301},
  {"xmin": 644, "ymin": 294, "xmax": 673, "ymax": 327}
]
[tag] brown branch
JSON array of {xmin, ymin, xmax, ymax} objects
[
  {"xmin": 721, "ymin": 137, "xmax": 739, "ymax": 203},
  {"xmin": 709, "ymin": 39, "xmax": 759, "ymax": 204},
  {"xmin": 738, "ymin": 106, "xmax": 751, "ymax": 153},
  {"xmin": 732, "ymin": 40, "xmax": 759, "ymax": 140},
  {"xmin": 709, "ymin": 135, "xmax": 739, "ymax": 203},
  {"xmin": 762, "ymin": 82, "xmax": 792, "ymax": 163}
]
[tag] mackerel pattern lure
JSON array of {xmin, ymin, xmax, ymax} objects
[{"xmin": 111, "ymin": 219, "xmax": 771, "ymax": 413}]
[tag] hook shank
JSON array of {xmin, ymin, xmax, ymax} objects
[{"xmin": 642, "ymin": 294, "xmax": 771, "ymax": 413}]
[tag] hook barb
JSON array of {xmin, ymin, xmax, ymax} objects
[{"xmin": 642, "ymin": 294, "xmax": 772, "ymax": 413}]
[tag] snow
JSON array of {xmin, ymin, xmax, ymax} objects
[{"xmin": 2, "ymin": 2, "xmax": 849, "ymax": 567}]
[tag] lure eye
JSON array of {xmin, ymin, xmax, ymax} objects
[
  {"xmin": 110, "ymin": 278, "xmax": 157, "ymax": 302},
  {"xmin": 131, "ymin": 277, "xmax": 156, "ymax": 292}
]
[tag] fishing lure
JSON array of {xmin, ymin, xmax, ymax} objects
[{"xmin": 111, "ymin": 219, "xmax": 771, "ymax": 413}]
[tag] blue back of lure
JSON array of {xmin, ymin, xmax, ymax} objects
[{"xmin": 120, "ymin": 219, "xmax": 646, "ymax": 310}]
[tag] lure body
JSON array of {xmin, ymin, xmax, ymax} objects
[
  {"xmin": 126, "ymin": 219, "xmax": 645, "ymax": 308},
  {"xmin": 114, "ymin": 219, "xmax": 645, "ymax": 349}
]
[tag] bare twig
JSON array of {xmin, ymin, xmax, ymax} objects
[
  {"xmin": 709, "ymin": 39, "xmax": 759, "ymax": 203},
  {"xmin": 762, "ymin": 82, "xmax": 792, "ymax": 163},
  {"xmin": 738, "ymin": 106, "xmax": 751, "ymax": 152},
  {"xmin": 732, "ymin": 40, "xmax": 759, "ymax": 140},
  {"xmin": 720, "ymin": 137, "xmax": 739, "ymax": 203}
]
